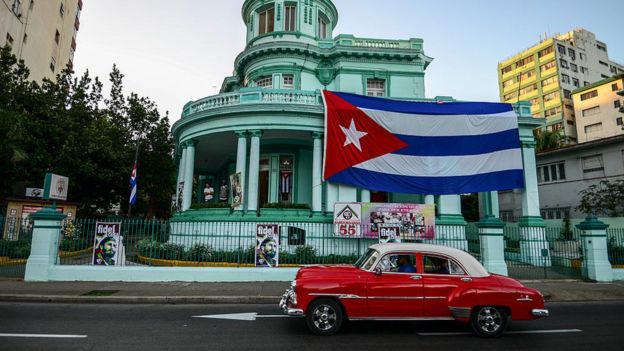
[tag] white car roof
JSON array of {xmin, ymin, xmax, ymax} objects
[{"xmin": 369, "ymin": 243, "xmax": 490, "ymax": 277}]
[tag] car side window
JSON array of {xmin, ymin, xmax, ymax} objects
[
  {"xmin": 376, "ymin": 253, "xmax": 418, "ymax": 273},
  {"xmin": 449, "ymin": 259, "xmax": 466, "ymax": 275},
  {"xmin": 423, "ymin": 255, "xmax": 450, "ymax": 275}
]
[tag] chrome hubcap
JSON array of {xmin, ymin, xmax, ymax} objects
[
  {"xmin": 477, "ymin": 307, "xmax": 502, "ymax": 333},
  {"xmin": 312, "ymin": 305, "xmax": 337, "ymax": 331}
]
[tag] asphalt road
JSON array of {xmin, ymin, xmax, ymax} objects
[{"xmin": 0, "ymin": 301, "xmax": 622, "ymax": 351}]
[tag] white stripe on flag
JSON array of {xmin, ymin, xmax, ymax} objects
[
  {"xmin": 353, "ymin": 148, "xmax": 523, "ymax": 177},
  {"xmin": 359, "ymin": 108, "xmax": 518, "ymax": 137}
]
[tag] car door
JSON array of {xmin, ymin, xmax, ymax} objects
[
  {"xmin": 420, "ymin": 253, "xmax": 472, "ymax": 317},
  {"xmin": 366, "ymin": 252, "xmax": 424, "ymax": 318}
]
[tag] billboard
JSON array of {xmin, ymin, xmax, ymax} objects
[
  {"xmin": 333, "ymin": 203, "xmax": 435, "ymax": 241},
  {"xmin": 255, "ymin": 224, "xmax": 279, "ymax": 267}
]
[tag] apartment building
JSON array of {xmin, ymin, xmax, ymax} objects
[
  {"xmin": 1, "ymin": 0, "xmax": 82, "ymax": 82},
  {"xmin": 498, "ymin": 28, "xmax": 624, "ymax": 142},
  {"xmin": 572, "ymin": 74, "xmax": 624, "ymax": 143}
]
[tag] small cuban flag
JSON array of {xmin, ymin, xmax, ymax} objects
[
  {"xmin": 321, "ymin": 90, "xmax": 525, "ymax": 195},
  {"xmin": 129, "ymin": 161, "xmax": 137, "ymax": 205}
]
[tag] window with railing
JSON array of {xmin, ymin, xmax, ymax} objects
[
  {"xmin": 515, "ymin": 56, "xmax": 534, "ymax": 68},
  {"xmin": 366, "ymin": 79, "xmax": 385, "ymax": 97},
  {"xmin": 538, "ymin": 46, "xmax": 553, "ymax": 58},
  {"xmin": 501, "ymin": 65, "xmax": 512, "ymax": 75},
  {"xmin": 258, "ymin": 6, "xmax": 275, "ymax": 35},
  {"xmin": 544, "ymin": 106, "xmax": 562, "ymax": 117},
  {"xmin": 543, "ymin": 91, "xmax": 560, "ymax": 103},
  {"xmin": 519, "ymin": 84, "xmax": 537, "ymax": 96},
  {"xmin": 541, "ymin": 76, "xmax": 557, "ymax": 87},
  {"xmin": 540, "ymin": 60, "xmax": 556, "ymax": 73},
  {"xmin": 540, "ymin": 207, "xmax": 570, "ymax": 220}
]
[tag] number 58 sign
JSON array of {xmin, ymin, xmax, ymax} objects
[{"xmin": 333, "ymin": 203, "xmax": 362, "ymax": 237}]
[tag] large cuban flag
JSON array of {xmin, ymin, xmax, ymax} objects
[{"xmin": 321, "ymin": 91, "xmax": 525, "ymax": 195}]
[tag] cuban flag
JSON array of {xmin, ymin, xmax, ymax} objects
[
  {"xmin": 129, "ymin": 162, "xmax": 137, "ymax": 205},
  {"xmin": 321, "ymin": 91, "xmax": 524, "ymax": 195}
]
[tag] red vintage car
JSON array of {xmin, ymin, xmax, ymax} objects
[{"xmin": 279, "ymin": 243, "xmax": 548, "ymax": 337}]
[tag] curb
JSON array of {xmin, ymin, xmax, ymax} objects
[{"xmin": 0, "ymin": 294, "xmax": 281, "ymax": 304}]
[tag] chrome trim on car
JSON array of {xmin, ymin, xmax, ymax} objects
[
  {"xmin": 308, "ymin": 293, "xmax": 364, "ymax": 299},
  {"xmin": 367, "ymin": 296, "xmax": 424, "ymax": 300},
  {"xmin": 279, "ymin": 287, "xmax": 301, "ymax": 316},
  {"xmin": 532, "ymin": 309, "xmax": 549, "ymax": 317},
  {"xmin": 424, "ymin": 296, "xmax": 447, "ymax": 300},
  {"xmin": 449, "ymin": 307, "xmax": 471, "ymax": 319},
  {"xmin": 350, "ymin": 317, "xmax": 455, "ymax": 321},
  {"xmin": 517, "ymin": 296, "xmax": 533, "ymax": 302},
  {"xmin": 285, "ymin": 308, "xmax": 304, "ymax": 316}
]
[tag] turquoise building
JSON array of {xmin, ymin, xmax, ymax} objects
[{"xmin": 171, "ymin": 0, "xmax": 546, "ymax": 267}]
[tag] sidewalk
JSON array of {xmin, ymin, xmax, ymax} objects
[{"xmin": 1, "ymin": 279, "xmax": 623, "ymax": 304}]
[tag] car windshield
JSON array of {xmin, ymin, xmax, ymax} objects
[{"xmin": 354, "ymin": 249, "xmax": 379, "ymax": 270}]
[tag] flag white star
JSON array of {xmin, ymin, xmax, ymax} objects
[{"xmin": 340, "ymin": 119, "xmax": 368, "ymax": 151}]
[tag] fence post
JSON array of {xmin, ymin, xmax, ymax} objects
[
  {"xmin": 576, "ymin": 216, "xmax": 613, "ymax": 282},
  {"xmin": 25, "ymin": 207, "xmax": 65, "ymax": 281},
  {"xmin": 476, "ymin": 215, "xmax": 508, "ymax": 276}
]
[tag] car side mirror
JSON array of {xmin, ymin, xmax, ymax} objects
[{"xmin": 374, "ymin": 267, "xmax": 382, "ymax": 276}]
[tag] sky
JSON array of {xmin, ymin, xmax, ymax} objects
[{"xmin": 73, "ymin": 0, "xmax": 624, "ymax": 124}]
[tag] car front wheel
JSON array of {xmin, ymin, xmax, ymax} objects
[
  {"xmin": 305, "ymin": 298, "xmax": 344, "ymax": 336},
  {"xmin": 471, "ymin": 306, "xmax": 508, "ymax": 338}
]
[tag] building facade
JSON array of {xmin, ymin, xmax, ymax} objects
[
  {"xmin": 572, "ymin": 74, "xmax": 624, "ymax": 143},
  {"xmin": 172, "ymin": 0, "xmax": 544, "ymax": 256},
  {"xmin": 499, "ymin": 134, "xmax": 624, "ymax": 220},
  {"xmin": 498, "ymin": 28, "xmax": 624, "ymax": 141},
  {"xmin": 1, "ymin": 0, "xmax": 82, "ymax": 82}
]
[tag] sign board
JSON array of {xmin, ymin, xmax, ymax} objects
[
  {"xmin": 230, "ymin": 172, "xmax": 242, "ymax": 208},
  {"xmin": 25, "ymin": 188, "xmax": 43, "ymax": 198},
  {"xmin": 43, "ymin": 173, "xmax": 69, "ymax": 201},
  {"xmin": 333, "ymin": 203, "xmax": 362, "ymax": 237},
  {"xmin": 287, "ymin": 227, "xmax": 306, "ymax": 246},
  {"xmin": 255, "ymin": 224, "xmax": 279, "ymax": 267},
  {"xmin": 333, "ymin": 203, "xmax": 436, "ymax": 241},
  {"xmin": 379, "ymin": 226, "xmax": 401, "ymax": 243},
  {"xmin": 92, "ymin": 222, "xmax": 125, "ymax": 266}
]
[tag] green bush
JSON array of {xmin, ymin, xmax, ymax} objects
[
  {"xmin": 188, "ymin": 244, "xmax": 213, "ymax": 261},
  {"xmin": 261, "ymin": 203, "xmax": 311, "ymax": 209},
  {"xmin": 0, "ymin": 240, "xmax": 31, "ymax": 259}
]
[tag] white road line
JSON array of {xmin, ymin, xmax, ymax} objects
[
  {"xmin": 0, "ymin": 333, "xmax": 88, "ymax": 338},
  {"xmin": 419, "ymin": 329, "xmax": 582, "ymax": 336}
]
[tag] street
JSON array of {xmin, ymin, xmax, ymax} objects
[{"xmin": 0, "ymin": 301, "xmax": 622, "ymax": 351}]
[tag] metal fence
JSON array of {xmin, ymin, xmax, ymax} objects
[
  {"xmin": 3, "ymin": 214, "xmax": 624, "ymax": 280},
  {"xmin": 0, "ymin": 216, "xmax": 33, "ymax": 278}
]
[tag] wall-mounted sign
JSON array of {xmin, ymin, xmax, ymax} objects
[
  {"xmin": 379, "ymin": 226, "xmax": 401, "ymax": 244},
  {"xmin": 43, "ymin": 173, "xmax": 69, "ymax": 201},
  {"xmin": 255, "ymin": 224, "xmax": 279, "ymax": 267},
  {"xmin": 230, "ymin": 172, "xmax": 242, "ymax": 208},
  {"xmin": 333, "ymin": 203, "xmax": 362, "ymax": 237},
  {"xmin": 25, "ymin": 188, "xmax": 43, "ymax": 198}
]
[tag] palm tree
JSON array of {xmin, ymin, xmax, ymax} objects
[{"xmin": 533, "ymin": 129, "xmax": 569, "ymax": 152}]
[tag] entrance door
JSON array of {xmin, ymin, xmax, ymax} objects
[{"xmin": 259, "ymin": 159, "xmax": 269, "ymax": 207}]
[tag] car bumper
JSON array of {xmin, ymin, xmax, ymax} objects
[
  {"xmin": 279, "ymin": 287, "xmax": 304, "ymax": 317},
  {"xmin": 531, "ymin": 309, "xmax": 549, "ymax": 318}
]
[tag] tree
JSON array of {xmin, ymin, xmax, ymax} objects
[
  {"xmin": 576, "ymin": 180, "xmax": 624, "ymax": 217},
  {"xmin": 534, "ymin": 129, "xmax": 570, "ymax": 153},
  {"xmin": 0, "ymin": 46, "xmax": 176, "ymax": 217}
]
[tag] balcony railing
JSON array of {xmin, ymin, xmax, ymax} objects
[{"xmin": 182, "ymin": 89, "xmax": 323, "ymax": 118}]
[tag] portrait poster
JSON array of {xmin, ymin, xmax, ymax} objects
[
  {"xmin": 378, "ymin": 226, "xmax": 401, "ymax": 244},
  {"xmin": 362, "ymin": 203, "xmax": 435, "ymax": 241},
  {"xmin": 92, "ymin": 222, "xmax": 125, "ymax": 266},
  {"xmin": 230, "ymin": 172, "xmax": 242, "ymax": 208},
  {"xmin": 333, "ymin": 203, "xmax": 362, "ymax": 237},
  {"xmin": 255, "ymin": 224, "xmax": 279, "ymax": 267}
]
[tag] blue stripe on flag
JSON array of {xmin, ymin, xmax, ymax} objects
[
  {"xmin": 328, "ymin": 168, "xmax": 525, "ymax": 195},
  {"xmin": 333, "ymin": 91, "xmax": 514, "ymax": 115},
  {"xmin": 393, "ymin": 129, "xmax": 522, "ymax": 156}
]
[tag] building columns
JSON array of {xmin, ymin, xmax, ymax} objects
[
  {"xmin": 247, "ymin": 130, "xmax": 262, "ymax": 212},
  {"xmin": 182, "ymin": 140, "xmax": 197, "ymax": 211},
  {"xmin": 235, "ymin": 131, "xmax": 248, "ymax": 212},
  {"xmin": 312, "ymin": 132, "xmax": 323, "ymax": 213},
  {"xmin": 176, "ymin": 147, "xmax": 187, "ymax": 210},
  {"xmin": 577, "ymin": 217, "xmax": 613, "ymax": 282},
  {"xmin": 436, "ymin": 195, "xmax": 468, "ymax": 251}
]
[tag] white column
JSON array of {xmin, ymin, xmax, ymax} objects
[
  {"xmin": 520, "ymin": 142, "xmax": 541, "ymax": 217},
  {"xmin": 425, "ymin": 195, "xmax": 435, "ymax": 205},
  {"xmin": 247, "ymin": 130, "xmax": 262, "ymax": 212},
  {"xmin": 182, "ymin": 140, "xmax": 197, "ymax": 211},
  {"xmin": 176, "ymin": 147, "xmax": 187, "ymax": 209},
  {"xmin": 360, "ymin": 189, "xmax": 371, "ymax": 203},
  {"xmin": 326, "ymin": 183, "xmax": 339, "ymax": 214},
  {"xmin": 312, "ymin": 132, "xmax": 323, "ymax": 212},
  {"xmin": 235, "ymin": 131, "xmax": 248, "ymax": 211}
]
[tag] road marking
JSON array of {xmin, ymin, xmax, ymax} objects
[
  {"xmin": 192, "ymin": 313, "xmax": 291, "ymax": 321},
  {"xmin": 0, "ymin": 333, "xmax": 88, "ymax": 338},
  {"xmin": 419, "ymin": 329, "xmax": 582, "ymax": 336}
]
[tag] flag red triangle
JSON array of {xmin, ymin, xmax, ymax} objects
[{"xmin": 322, "ymin": 91, "xmax": 408, "ymax": 180}]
